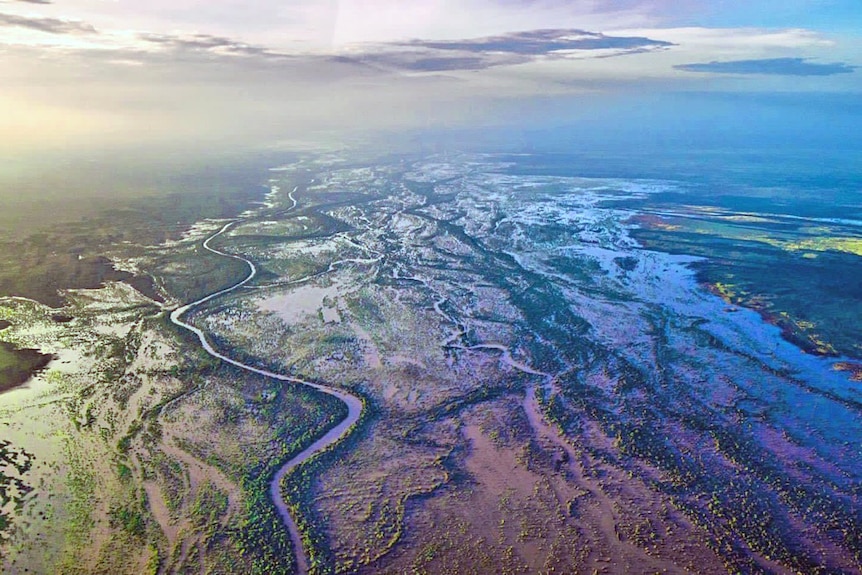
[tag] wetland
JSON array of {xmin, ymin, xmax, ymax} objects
[{"xmin": 2, "ymin": 151, "xmax": 862, "ymax": 574}]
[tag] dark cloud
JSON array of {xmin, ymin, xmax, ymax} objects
[
  {"xmin": 361, "ymin": 51, "xmax": 525, "ymax": 72},
  {"xmin": 675, "ymin": 57, "xmax": 856, "ymax": 77},
  {"xmin": 360, "ymin": 28, "xmax": 673, "ymax": 73},
  {"xmin": 401, "ymin": 29, "xmax": 674, "ymax": 55},
  {"xmin": 0, "ymin": 12, "xmax": 96, "ymax": 34},
  {"xmin": 396, "ymin": 56, "xmax": 492, "ymax": 72}
]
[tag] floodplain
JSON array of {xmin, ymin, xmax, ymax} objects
[{"xmin": 2, "ymin": 153, "xmax": 862, "ymax": 574}]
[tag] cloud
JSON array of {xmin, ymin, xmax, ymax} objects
[
  {"xmin": 354, "ymin": 28, "xmax": 674, "ymax": 72},
  {"xmin": 10, "ymin": 0, "xmax": 53, "ymax": 4},
  {"xmin": 359, "ymin": 50, "xmax": 526, "ymax": 72},
  {"xmin": 675, "ymin": 57, "xmax": 856, "ymax": 76},
  {"xmin": 124, "ymin": 27, "xmax": 674, "ymax": 74},
  {"xmin": 0, "ymin": 13, "xmax": 96, "ymax": 35},
  {"xmin": 126, "ymin": 32, "xmax": 392, "ymax": 80},
  {"xmin": 400, "ymin": 29, "xmax": 674, "ymax": 55},
  {"xmin": 611, "ymin": 27, "xmax": 835, "ymax": 52},
  {"xmin": 138, "ymin": 33, "xmax": 291, "ymax": 60},
  {"xmin": 327, "ymin": 0, "xmax": 657, "ymax": 46},
  {"xmin": 376, "ymin": 55, "xmax": 492, "ymax": 72}
]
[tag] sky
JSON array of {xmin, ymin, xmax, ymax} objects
[{"xmin": 0, "ymin": 0, "xmax": 860, "ymax": 166}]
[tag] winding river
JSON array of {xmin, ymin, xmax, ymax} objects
[{"xmin": 168, "ymin": 190, "xmax": 363, "ymax": 575}]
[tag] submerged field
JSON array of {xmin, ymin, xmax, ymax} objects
[
  {"xmin": 1, "ymin": 152, "xmax": 862, "ymax": 574},
  {"xmin": 621, "ymin": 189, "xmax": 862, "ymax": 360},
  {"xmin": 0, "ymin": 339, "xmax": 53, "ymax": 394}
]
